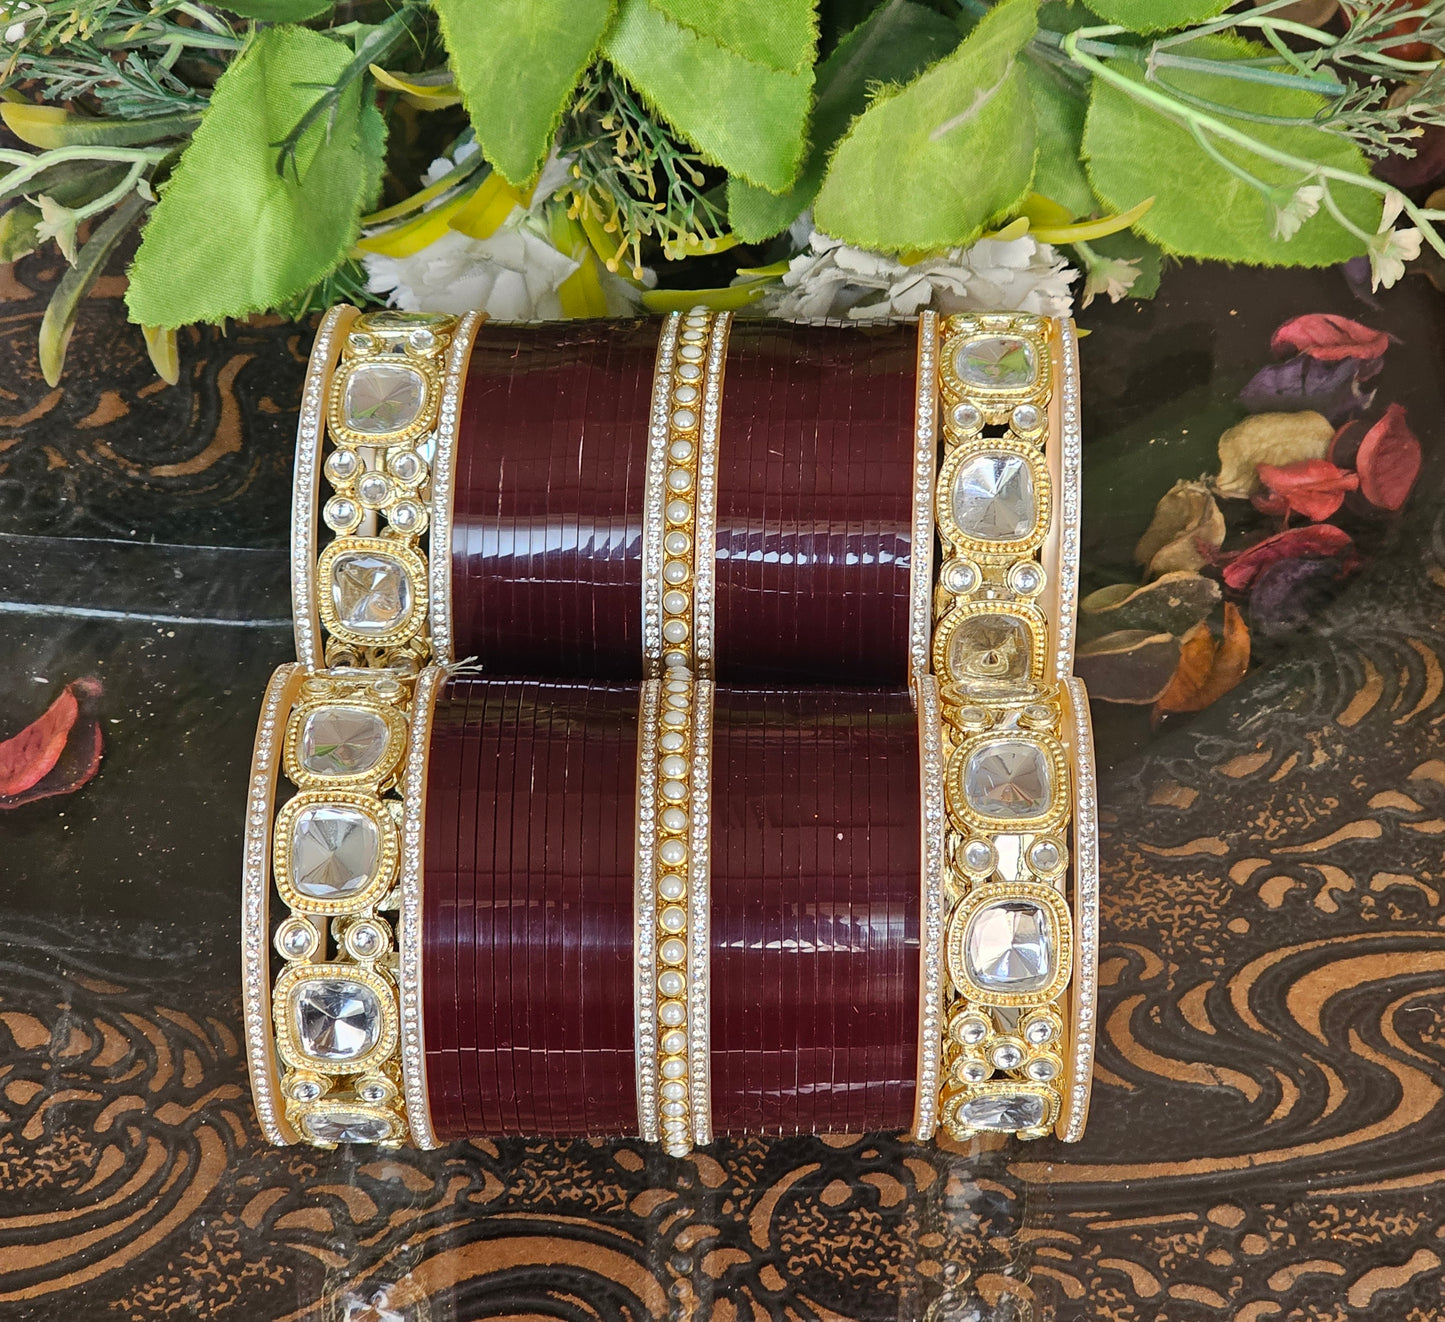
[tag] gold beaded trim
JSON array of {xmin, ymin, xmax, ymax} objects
[
  {"xmin": 643, "ymin": 306, "xmax": 729, "ymax": 679},
  {"xmin": 634, "ymin": 670, "xmax": 712, "ymax": 1153},
  {"xmin": 932, "ymin": 313, "xmax": 1080, "ymax": 1142}
]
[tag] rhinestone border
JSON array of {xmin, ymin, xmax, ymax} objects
[
  {"xmin": 427, "ymin": 311, "xmax": 484, "ymax": 665},
  {"xmin": 399, "ymin": 664, "xmax": 444, "ymax": 1148},
  {"xmin": 633, "ymin": 679, "xmax": 662, "ymax": 1142},
  {"xmin": 910, "ymin": 672, "xmax": 946, "ymax": 1141},
  {"xmin": 692, "ymin": 314, "xmax": 730, "ymax": 678},
  {"xmin": 1060, "ymin": 676, "xmax": 1098, "ymax": 1142},
  {"xmin": 688, "ymin": 679, "xmax": 715, "ymax": 1145},
  {"xmin": 242, "ymin": 664, "xmax": 303, "ymax": 1146},
  {"xmin": 641, "ymin": 315, "xmax": 681, "ymax": 675},
  {"xmin": 909, "ymin": 312, "xmax": 939, "ymax": 682},
  {"xmin": 1054, "ymin": 321, "xmax": 1082, "ymax": 682}
]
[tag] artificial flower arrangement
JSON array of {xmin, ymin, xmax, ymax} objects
[{"xmin": 1, "ymin": 0, "xmax": 1440, "ymax": 388}]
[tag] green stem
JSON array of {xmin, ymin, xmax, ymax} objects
[
  {"xmin": 1062, "ymin": 24, "xmax": 1445, "ymax": 261},
  {"xmin": 1318, "ymin": 179, "xmax": 1374, "ymax": 244},
  {"xmin": 1186, "ymin": 120, "xmax": 1278, "ymax": 204},
  {"xmin": 65, "ymin": 159, "xmax": 150, "ymax": 226},
  {"xmin": 1148, "ymin": 49, "xmax": 1345, "ymax": 96},
  {"xmin": 0, "ymin": 146, "xmax": 169, "ymax": 205}
]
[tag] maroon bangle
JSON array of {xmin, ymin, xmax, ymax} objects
[
  {"xmin": 708, "ymin": 687, "xmax": 921, "ymax": 1135},
  {"xmin": 448, "ymin": 319, "xmax": 918, "ymax": 684}
]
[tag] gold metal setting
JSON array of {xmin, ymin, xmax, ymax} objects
[
  {"xmin": 935, "ymin": 436, "xmax": 1052, "ymax": 560},
  {"xmin": 282, "ymin": 698, "xmax": 407, "ymax": 790},
  {"xmin": 931, "ymin": 599, "xmax": 1049, "ymax": 694},
  {"xmin": 325, "ymin": 329, "xmax": 448, "ymax": 449},
  {"xmin": 945, "ymin": 730, "xmax": 1072, "ymax": 837},
  {"xmin": 273, "ymin": 961, "xmax": 400, "ymax": 1076},
  {"xmin": 938, "ymin": 316, "xmax": 1052, "ymax": 414},
  {"xmin": 944, "ymin": 881, "xmax": 1073, "ymax": 1008},
  {"xmin": 272, "ymin": 790, "xmax": 399, "ymax": 915}
]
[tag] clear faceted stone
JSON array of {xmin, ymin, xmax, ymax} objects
[
  {"xmin": 966, "ymin": 899, "xmax": 1055, "ymax": 993},
  {"xmin": 292, "ymin": 804, "xmax": 379, "ymax": 900},
  {"xmin": 954, "ymin": 336, "xmax": 1037, "ymax": 390},
  {"xmin": 293, "ymin": 978, "xmax": 383, "ymax": 1062},
  {"xmin": 1011, "ymin": 403, "xmax": 1041, "ymax": 431},
  {"xmin": 343, "ymin": 362, "xmax": 426, "ymax": 435},
  {"xmin": 951, "ymin": 401, "xmax": 982, "ymax": 432},
  {"xmin": 302, "ymin": 1108, "xmax": 392, "ymax": 1143},
  {"xmin": 964, "ymin": 740, "xmax": 1052, "ymax": 820},
  {"xmin": 300, "ymin": 705, "xmax": 389, "ymax": 777},
  {"xmin": 959, "ymin": 1091, "xmax": 1047, "ymax": 1131},
  {"xmin": 947, "ymin": 615, "xmax": 1032, "ymax": 693},
  {"xmin": 942, "ymin": 559, "xmax": 980, "ymax": 594},
  {"xmin": 331, "ymin": 552, "xmax": 411, "ymax": 633},
  {"xmin": 951, "ymin": 452, "xmax": 1035, "ymax": 543}
]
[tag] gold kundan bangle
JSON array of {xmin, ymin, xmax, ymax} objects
[
  {"xmin": 252, "ymin": 307, "xmax": 481, "ymax": 1149},
  {"xmin": 643, "ymin": 306, "xmax": 730, "ymax": 679},
  {"xmin": 926, "ymin": 313, "xmax": 1096, "ymax": 1142}
]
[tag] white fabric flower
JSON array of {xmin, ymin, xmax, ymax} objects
[
  {"xmin": 1366, "ymin": 189, "xmax": 1423, "ymax": 292},
  {"xmin": 1272, "ymin": 183, "xmax": 1323, "ymax": 242},
  {"xmin": 1080, "ymin": 253, "xmax": 1141, "ymax": 307},
  {"xmin": 761, "ymin": 221, "xmax": 1077, "ymax": 322},
  {"xmin": 364, "ymin": 147, "xmax": 646, "ymax": 319}
]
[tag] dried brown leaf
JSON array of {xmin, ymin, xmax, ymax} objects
[
  {"xmin": 1073, "ymin": 630, "xmax": 1182, "ymax": 705},
  {"xmin": 1079, "ymin": 570, "xmax": 1221, "ymax": 642},
  {"xmin": 1134, "ymin": 479, "xmax": 1226, "ymax": 577}
]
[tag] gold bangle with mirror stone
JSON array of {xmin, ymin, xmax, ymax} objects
[{"xmin": 928, "ymin": 313, "xmax": 1095, "ymax": 1142}]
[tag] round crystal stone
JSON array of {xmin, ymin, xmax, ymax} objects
[
  {"xmin": 962, "ymin": 839, "xmax": 995, "ymax": 873},
  {"xmin": 958, "ymin": 1091, "xmax": 1047, "ymax": 1132},
  {"xmin": 408, "ymin": 327, "xmax": 436, "ymax": 352},
  {"xmin": 1025, "ymin": 1018, "xmax": 1055, "ymax": 1045},
  {"xmin": 965, "ymin": 899, "xmax": 1055, "ymax": 994},
  {"xmin": 300, "ymin": 705, "xmax": 389, "ymax": 778},
  {"xmin": 347, "ymin": 332, "xmax": 372, "ymax": 353},
  {"xmin": 960, "ymin": 1060, "xmax": 990, "ymax": 1084},
  {"xmin": 991, "ymin": 1042, "xmax": 1024, "ymax": 1070},
  {"xmin": 347, "ymin": 922, "xmax": 385, "ymax": 957},
  {"xmin": 342, "ymin": 362, "xmax": 426, "ymax": 435},
  {"xmin": 951, "ymin": 452, "xmax": 1036, "ymax": 543},
  {"xmin": 323, "ymin": 498, "xmax": 359, "ymax": 532},
  {"xmin": 291, "ymin": 804, "xmax": 379, "ymax": 900},
  {"xmin": 1009, "ymin": 562, "xmax": 1044, "ymax": 595},
  {"xmin": 963, "ymin": 740, "xmax": 1052, "ymax": 821},
  {"xmin": 956, "ymin": 1015, "xmax": 989, "ymax": 1046},
  {"xmin": 324, "ymin": 449, "xmax": 359, "ymax": 482},
  {"xmin": 389, "ymin": 501, "xmax": 422, "ymax": 533},
  {"xmin": 290, "ymin": 1077, "xmax": 323, "ymax": 1102},
  {"xmin": 950, "ymin": 402, "xmax": 982, "ymax": 433},
  {"xmin": 291, "ymin": 978, "xmax": 383, "ymax": 1062},
  {"xmin": 947, "ymin": 614, "xmax": 1033, "ymax": 693},
  {"xmin": 954, "ymin": 336, "xmax": 1037, "ymax": 390},
  {"xmin": 1028, "ymin": 839, "xmax": 1062, "ymax": 874},
  {"xmin": 1011, "ymin": 403, "xmax": 1041, "ymax": 431},
  {"xmin": 302, "ymin": 1109, "xmax": 393, "ymax": 1144},
  {"xmin": 330, "ymin": 551, "xmax": 411, "ymax": 634},
  {"xmin": 1027, "ymin": 1057, "xmax": 1058, "ymax": 1081},
  {"xmin": 277, "ymin": 919, "xmax": 316, "ymax": 960},
  {"xmin": 942, "ymin": 559, "xmax": 980, "ymax": 595},
  {"xmin": 388, "ymin": 450, "xmax": 423, "ymax": 483},
  {"xmin": 358, "ymin": 1080, "xmax": 389, "ymax": 1103},
  {"xmin": 357, "ymin": 473, "xmax": 391, "ymax": 508}
]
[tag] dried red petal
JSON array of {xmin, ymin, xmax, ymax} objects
[
  {"xmin": 0, "ymin": 678, "xmax": 103, "ymax": 807},
  {"xmin": 1270, "ymin": 314, "xmax": 1391, "ymax": 363},
  {"xmin": 1221, "ymin": 523, "xmax": 1354, "ymax": 591},
  {"xmin": 1254, "ymin": 458, "xmax": 1359, "ymax": 522},
  {"xmin": 1355, "ymin": 403, "xmax": 1422, "ymax": 512}
]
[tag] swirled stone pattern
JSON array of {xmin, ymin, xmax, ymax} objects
[{"xmin": 3, "ymin": 246, "xmax": 1445, "ymax": 1318}]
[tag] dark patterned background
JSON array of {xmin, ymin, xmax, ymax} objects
[{"xmin": 2, "ymin": 241, "xmax": 1444, "ymax": 1320}]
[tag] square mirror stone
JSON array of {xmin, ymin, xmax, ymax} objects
[
  {"xmin": 964, "ymin": 739, "xmax": 1052, "ymax": 821},
  {"xmin": 953, "ymin": 336, "xmax": 1037, "ymax": 390},
  {"xmin": 330, "ymin": 551, "xmax": 411, "ymax": 634},
  {"xmin": 946, "ymin": 614, "xmax": 1033, "ymax": 693},
  {"xmin": 343, "ymin": 362, "xmax": 426, "ymax": 435},
  {"xmin": 299, "ymin": 705, "xmax": 390, "ymax": 778},
  {"xmin": 965, "ymin": 898, "xmax": 1054, "ymax": 993},
  {"xmin": 950, "ymin": 451, "xmax": 1036, "ymax": 543},
  {"xmin": 292, "ymin": 803, "xmax": 379, "ymax": 900},
  {"xmin": 292, "ymin": 977, "xmax": 383, "ymax": 1062}
]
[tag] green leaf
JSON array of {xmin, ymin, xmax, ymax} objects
[
  {"xmin": 0, "ymin": 201, "xmax": 43, "ymax": 263},
  {"xmin": 125, "ymin": 25, "xmax": 384, "ymax": 327},
  {"xmin": 217, "ymin": 0, "xmax": 333, "ymax": 18},
  {"xmin": 435, "ymin": 0, "xmax": 615, "ymax": 186},
  {"xmin": 1081, "ymin": 0, "xmax": 1231, "ymax": 33},
  {"xmin": 0, "ymin": 104, "xmax": 197, "ymax": 149},
  {"xmin": 41, "ymin": 191, "xmax": 148, "ymax": 386},
  {"xmin": 1020, "ymin": 55, "xmax": 1094, "ymax": 218},
  {"xmin": 727, "ymin": 0, "xmax": 959, "ymax": 242},
  {"xmin": 1083, "ymin": 36, "xmax": 1381, "ymax": 265},
  {"xmin": 647, "ymin": 0, "xmax": 817, "ymax": 71},
  {"xmin": 813, "ymin": 0, "xmax": 1039, "ymax": 251},
  {"xmin": 604, "ymin": 0, "xmax": 814, "ymax": 192}
]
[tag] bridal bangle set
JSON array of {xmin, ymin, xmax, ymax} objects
[{"xmin": 243, "ymin": 305, "xmax": 1097, "ymax": 1150}]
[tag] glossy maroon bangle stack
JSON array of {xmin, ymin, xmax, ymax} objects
[
  {"xmin": 443, "ymin": 319, "xmax": 917, "ymax": 683},
  {"xmin": 422, "ymin": 677, "xmax": 921, "ymax": 1141}
]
